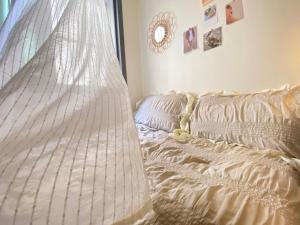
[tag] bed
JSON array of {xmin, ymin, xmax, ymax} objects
[{"xmin": 134, "ymin": 89, "xmax": 300, "ymax": 225}]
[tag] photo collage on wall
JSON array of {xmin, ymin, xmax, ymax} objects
[{"xmin": 183, "ymin": 0, "xmax": 244, "ymax": 54}]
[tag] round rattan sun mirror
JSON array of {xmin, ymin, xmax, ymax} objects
[{"xmin": 148, "ymin": 12, "xmax": 176, "ymax": 53}]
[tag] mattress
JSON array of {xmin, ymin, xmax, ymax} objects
[{"xmin": 135, "ymin": 124, "xmax": 300, "ymax": 225}]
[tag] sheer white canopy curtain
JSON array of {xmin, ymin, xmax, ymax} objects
[
  {"xmin": 0, "ymin": 0, "xmax": 151, "ymax": 225},
  {"xmin": 0, "ymin": 0, "xmax": 14, "ymax": 26}
]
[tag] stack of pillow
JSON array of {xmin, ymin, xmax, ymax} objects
[{"xmin": 135, "ymin": 85, "xmax": 300, "ymax": 159}]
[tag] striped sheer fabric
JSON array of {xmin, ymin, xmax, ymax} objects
[{"xmin": 0, "ymin": 0, "xmax": 151, "ymax": 225}]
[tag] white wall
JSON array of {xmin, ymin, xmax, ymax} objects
[
  {"xmin": 139, "ymin": 0, "xmax": 300, "ymax": 96},
  {"xmin": 122, "ymin": 0, "xmax": 143, "ymax": 108}
]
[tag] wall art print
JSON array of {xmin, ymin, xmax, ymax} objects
[
  {"xmin": 203, "ymin": 27, "xmax": 222, "ymax": 51},
  {"xmin": 183, "ymin": 26, "xmax": 198, "ymax": 53},
  {"xmin": 226, "ymin": 0, "xmax": 244, "ymax": 25},
  {"xmin": 204, "ymin": 4, "xmax": 218, "ymax": 26}
]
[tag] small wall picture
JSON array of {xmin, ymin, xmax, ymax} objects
[
  {"xmin": 203, "ymin": 27, "xmax": 222, "ymax": 51},
  {"xmin": 226, "ymin": 0, "xmax": 244, "ymax": 25},
  {"xmin": 184, "ymin": 26, "xmax": 198, "ymax": 54},
  {"xmin": 201, "ymin": 0, "xmax": 213, "ymax": 7},
  {"xmin": 204, "ymin": 5, "xmax": 218, "ymax": 26}
]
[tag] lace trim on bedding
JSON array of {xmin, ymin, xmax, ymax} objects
[
  {"xmin": 154, "ymin": 139, "xmax": 296, "ymax": 175},
  {"xmin": 148, "ymin": 160, "xmax": 286, "ymax": 210},
  {"xmin": 142, "ymin": 138, "xmax": 300, "ymax": 224},
  {"xmin": 187, "ymin": 139, "xmax": 300, "ymax": 176},
  {"xmin": 190, "ymin": 122, "xmax": 300, "ymax": 143},
  {"xmin": 146, "ymin": 160, "xmax": 298, "ymax": 225}
]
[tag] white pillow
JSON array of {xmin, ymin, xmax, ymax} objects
[
  {"xmin": 135, "ymin": 94, "xmax": 188, "ymax": 132},
  {"xmin": 190, "ymin": 85, "xmax": 300, "ymax": 158}
]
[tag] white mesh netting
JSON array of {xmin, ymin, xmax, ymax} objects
[{"xmin": 0, "ymin": 0, "xmax": 151, "ymax": 224}]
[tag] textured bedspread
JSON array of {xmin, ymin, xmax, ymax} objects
[{"xmin": 136, "ymin": 124, "xmax": 300, "ymax": 225}]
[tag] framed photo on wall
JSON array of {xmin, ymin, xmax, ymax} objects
[
  {"xmin": 183, "ymin": 26, "xmax": 198, "ymax": 53},
  {"xmin": 226, "ymin": 0, "xmax": 244, "ymax": 25},
  {"xmin": 204, "ymin": 4, "xmax": 218, "ymax": 26},
  {"xmin": 201, "ymin": 0, "xmax": 213, "ymax": 7},
  {"xmin": 203, "ymin": 27, "xmax": 222, "ymax": 51}
]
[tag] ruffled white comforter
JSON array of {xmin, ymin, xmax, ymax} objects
[{"xmin": 136, "ymin": 124, "xmax": 300, "ymax": 225}]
